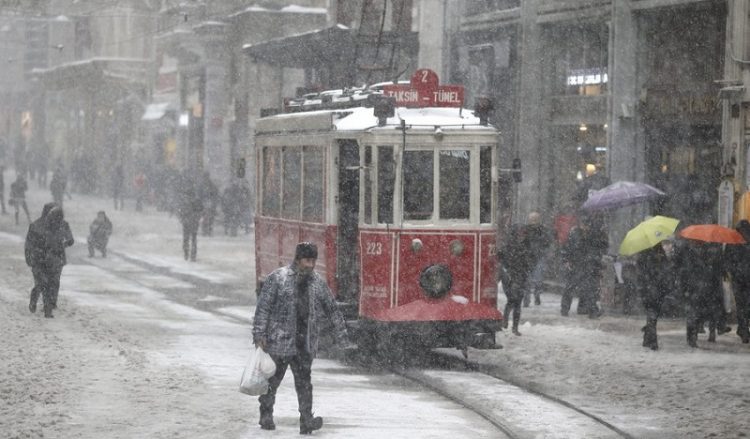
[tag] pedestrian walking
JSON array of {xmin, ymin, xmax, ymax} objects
[
  {"xmin": 252, "ymin": 242, "xmax": 350, "ymax": 434},
  {"xmin": 222, "ymin": 181, "xmax": 242, "ymax": 236},
  {"xmin": 676, "ymin": 239, "xmax": 725, "ymax": 347},
  {"xmin": 112, "ymin": 163, "xmax": 125, "ymax": 210},
  {"xmin": 498, "ymin": 224, "xmax": 532, "ymax": 335},
  {"xmin": 25, "ymin": 203, "xmax": 74, "ymax": 318},
  {"xmin": 50, "ymin": 164, "xmax": 67, "ymax": 208},
  {"xmin": 87, "ymin": 211, "xmax": 113, "ymax": 258},
  {"xmin": 636, "ymin": 240, "xmax": 676, "ymax": 350},
  {"xmin": 199, "ymin": 172, "xmax": 219, "ymax": 237},
  {"xmin": 560, "ymin": 214, "xmax": 608, "ymax": 318},
  {"xmin": 177, "ymin": 176, "xmax": 203, "ymax": 261},
  {"xmin": 522, "ymin": 211, "xmax": 552, "ymax": 307},
  {"xmin": 134, "ymin": 171, "xmax": 146, "ymax": 212},
  {"xmin": 725, "ymin": 220, "xmax": 750, "ymax": 343},
  {"xmin": 9, "ymin": 174, "xmax": 31, "ymax": 225}
]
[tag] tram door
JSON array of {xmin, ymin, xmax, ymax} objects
[{"xmin": 337, "ymin": 140, "xmax": 360, "ymax": 311}]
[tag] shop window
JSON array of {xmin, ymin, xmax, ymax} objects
[
  {"xmin": 377, "ymin": 146, "xmax": 395, "ymax": 224},
  {"xmin": 303, "ymin": 146, "xmax": 324, "ymax": 222},
  {"xmin": 403, "ymin": 150, "xmax": 434, "ymax": 220},
  {"xmin": 262, "ymin": 147, "xmax": 280, "ymax": 217},
  {"xmin": 439, "ymin": 150, "xmax": 471, "ymax": 220},
  {"xmin": 282, "ymin": 147, "xmax": 301, "ymax": 220},
  {"xmin": 548, "ymin": 24, "xmax": 609, "ymax": 96}
]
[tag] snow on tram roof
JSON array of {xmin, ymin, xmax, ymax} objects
[{"xmin": 334, "ymin": 106, "xmax": 491, "ymax": 131}]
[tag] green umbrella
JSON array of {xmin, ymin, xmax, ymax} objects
[{"xmin": 619, "ymin": 215, "xmax": 680, "ymax": 256}]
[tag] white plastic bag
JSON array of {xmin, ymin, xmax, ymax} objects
[
  {"xmin": 239, "ymin": 347, "xmax": 274, "ymax": 396},
  {"xmin": 722, "ymin": 279, "xmax": 735, "ymax": 314}
]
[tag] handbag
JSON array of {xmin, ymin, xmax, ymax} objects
[{"xmin": 239, "ymin": 346, "xmax": 274, "ymax": 396}]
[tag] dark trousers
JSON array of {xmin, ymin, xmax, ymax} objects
[
  {"xmin": 182, "ymin": 223, "xmax": 198, "ymax": 261},
  {"xmin": 504, "ymin": 278, "xmax": 525, "ymax": 331},
  {"xmin": 88, "ymin": 238, "xmax": 107, "ymax": 257},
  {"xmin": 562, "ymin": 269, "xmax": 601, "ymax": 316},
  {"xmin": 259, "ymin": 352, "xmax": 313, "ymax": 417},
  {"xmin": 30, "ymin": 265, "xmax": 62, "ymax": 312}
]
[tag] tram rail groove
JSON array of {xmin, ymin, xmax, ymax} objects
[{"xmin": 423, "ymin": 349, "xmax": 636, "ymax": 439}]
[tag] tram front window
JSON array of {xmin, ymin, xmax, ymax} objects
[
  {"xmin": 439, "ymin": 150, "xmax": 470, "ymax": 220},
  {"xmin": 403, "ymin": 150, "xmax": 434, "ymax": 220}
]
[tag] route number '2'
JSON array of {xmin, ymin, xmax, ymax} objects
[{"xmin": 366, "ymin": 241, "xmax": 383, "ymax": 255}]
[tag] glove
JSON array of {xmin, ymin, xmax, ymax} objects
[{"xmin": 254, "ymin": 337, "xmax": 267, "ymax": 350}]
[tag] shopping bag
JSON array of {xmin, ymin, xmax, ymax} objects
[{"xmin": 239, "ymin": 347, "xmax": 270, "ymax": 396}]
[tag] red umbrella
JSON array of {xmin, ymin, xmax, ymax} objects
[{"xmin": 678, "ymin": 224, "xmax": 746, "ymax": 244}]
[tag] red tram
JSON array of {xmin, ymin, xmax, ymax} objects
[{"xmin": 254, "ymin": 69, "xmax": 504, "ymax": 353}]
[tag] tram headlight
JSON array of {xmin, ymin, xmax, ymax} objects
[
  {"xmin": 419, "ymin": 264, "xmax": 453, "ymax": 299},
  {"xmin": 449, "ymin": 239, "xmax": 464, "ymax": 256},
  {"xmin": 411, "ymin": 238, "xmax": 423, "ymax": 253}
]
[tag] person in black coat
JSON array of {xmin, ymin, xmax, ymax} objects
[
  {"xmin": 522, "ymin": 211, "xmax": 553, "ymax": 307},
  {"xmin": 498, "ymin": 224, "xmax": 532, "ymax": 335},
  {"xmin": 177, "ymin": 175, "xmax": 203, "ymax": 261},
  {"xmin": 726, "ymin": 220, "xmax": 750, "ymax": 343},
  {"xmin": 675, "ymin": 239, "xmax": 725, "ymax": 347},
  {"xmin": 25, "ymin": 203, "xmax": 74, "ymax": 318},
  {"xmin": 560, "ymin": 214, "xmax": 608, "ymax": 317},
  {"xmin": 636, "ymin": 241, "xmax": 675, "ymax": 350},
  {"xmin": 199, "ymin": 172, "xmax": 219, "ymax": 237},
  {"xmin": 50, "ymin": 165, "xmax": 67, "ymax": 208},
  {"xmin": 87, "ymin": 211, "xmax": 113, "ymax": 257},
  {"xmin": 10, "ymin": 174, "xmax": 30, "ymax": 225}
]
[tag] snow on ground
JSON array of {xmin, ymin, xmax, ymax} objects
[{"xmin": 1, "ymin": 183, "xmax": 750, "ymax": 438}]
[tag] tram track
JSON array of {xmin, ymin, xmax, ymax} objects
[{"xmin": 378, "ymin": 349, "xmax": 636, "ymax": 439}]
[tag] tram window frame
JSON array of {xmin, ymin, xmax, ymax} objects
[
  {"xmin": 439, "ymin": 149, "xmax": 471, "ymax": 220},
  {"xmin": 377, "ymin": 146, "xmax": 395, "ymax": 224},
  {"xmin": 261, "ymin": 146, "xmax": 281, "ymax": 217},
  {"xmin": 282, "ymin": 146, "xmax": 302, "ymax": 220},
  {"xmin": 303, "ymin": 146, "xmax": 325, "ymax": 223},
  {"xmin": 363, "ymin": 145, "xmax": 373, "ymax": 225},
  {"xmin": 403, "ymin": 149, "xmax": 435, "ymax": 221},
  {"xmin": 480, "ymin": 146, "xmax": 493, "ymax": 224}
]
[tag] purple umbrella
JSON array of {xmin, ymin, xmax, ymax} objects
[{"xmin": 582, "ymin": 181, "xmax": 665, "ymax": 211}]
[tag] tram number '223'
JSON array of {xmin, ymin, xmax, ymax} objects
[{"xmin": 365, "ymin": 241, "xmax": 383, "ymax": 256}]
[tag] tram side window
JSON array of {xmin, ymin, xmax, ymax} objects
[
  {"xmin": 403, "ymin": 150, "xmax": 434, "ymax": 220},
  {"xmin": 480, "ymin": 146, "xmax": 492, "ymax": 223},
  {"xmin": 262, "ymin": 147, "xmax": 281, "ymax": 217},
  {"xmin": 364, "ymin": 146, "xmax": 372, "ymax": 224},
  {"xmin": 282, "ymin": 147, "xmax": 301, "ymax": 220},
  {"xmin": 303, "ymin": 146, "xmax": 324, "ymax": 222},
  {"xmin": 377, "ymin": 146, "xmax": 395, "ymax": 224},
  {"xmin": 439, "ymin": 150, "xmax": 471, "ymax": 220}
]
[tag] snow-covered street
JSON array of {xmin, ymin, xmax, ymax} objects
[{"xmin": 2, "ymin": 186, "xmax": 750, "ymax": 438}]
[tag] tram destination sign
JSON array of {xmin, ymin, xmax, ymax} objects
[{"xmin": 383, "ymin": 69, "xmax": 464, "ymax": 108}]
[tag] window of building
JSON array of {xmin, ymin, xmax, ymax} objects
[
  {"xmin": 466, "ymin": 0, "xmax": 520, "ymax": 15},
  {"xmin": 548, "ymin": 24, "xmax": 609, "ymax": 96},
  {"xmin": 439, "ymin": 150, "xmax": 471, "ymax": 220},
  {"xmin": 403, "ymin": 150, "xmax": 434, "ymax": 220}
]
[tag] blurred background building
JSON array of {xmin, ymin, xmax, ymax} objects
[{"xmin": 0, "ymin": 0, "xmax": 748, "ymax": 242}]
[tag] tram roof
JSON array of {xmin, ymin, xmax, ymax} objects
[{"xmin": 257, "ymin": 106, "xmax": 497, "ymax": 133}]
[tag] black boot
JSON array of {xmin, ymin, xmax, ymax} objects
[
  {"xmin": 259, "ymin": 410, "xmax": 275, "ymax": 430},
  {"xmin": 300, "ymin": 414, "xmax": 323, "ymax": 435}
]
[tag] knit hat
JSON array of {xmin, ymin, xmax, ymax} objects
[{"xmin": 295, "ymin": 242, "xmax": 318, "ymax": 260}]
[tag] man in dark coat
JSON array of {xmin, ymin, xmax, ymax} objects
[
  {"xmin": 560, "ymin": 214, "xmax": 608, "ymax": 317},
  {"xmin": 10, "ymin": 174, "xmax": 30, "ymax": 225},
  {"xmin": 87, "ymin": 211, "xmax": 113, "ymax": 257},
  {"xmin": 636, "ymin": 241, "xmax": 675, "ymax": 350},
  {"xmin": 199, "ymin": 172, "xmax": 219, "ymax": 237},
  {"xmin": 222, "ymin": 181, "xmax": 243, "ymax": 236},
  {"xmin": 726, "ymin": 220, "xmax": 750, "ymax": 343},
  {"xmin": 522, "ymin": 211, "xmax": 552, "ymax": 307},
  {"xmin": 253, "ymin": 242, "xmax": 349, "ymax": 434},
  {"xmin": 498, "ymin": 224, "xmax": 532, "ymax": 335},
  {"xmin": 50, "ymin": 165, "xmax": 67, "ymax": 208},
  {"xmin": 25, "ymin": 203, "xmax": 74, "ymax": 318},
  {"xmin": 676, "ymin": 240, "xmax": 725, "ymax": 347},
  {"xmin": 177, "ymin": 175, "xmax": 203, "ymax": 261}
]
